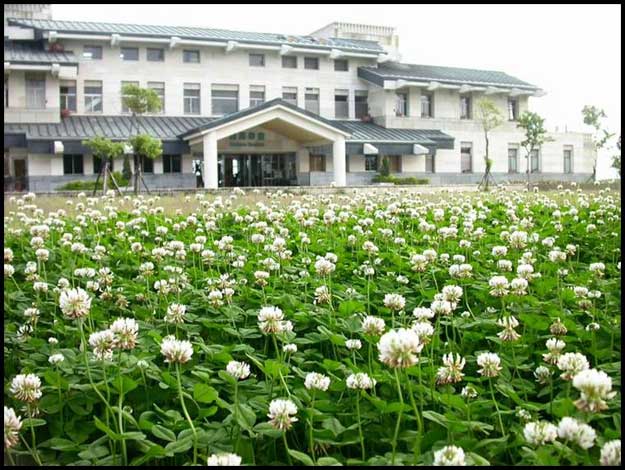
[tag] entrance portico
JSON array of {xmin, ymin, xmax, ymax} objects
[{"xmin": 180, "ymin": 98, "xmax": 350, "ymax": 188}]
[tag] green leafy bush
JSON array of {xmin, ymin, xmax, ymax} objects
[
  {"xmin": 372, "ymin": 175, "xmax": 429, "ymax": 185},
  {"xmin": 56, "ymin": 171, "xmax": 129, "ymax": 191}
]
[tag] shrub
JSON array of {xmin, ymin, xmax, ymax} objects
[
  {"xmin": 56, "ymin": 171, "xmax": 128, "ymax": 191},
  {"xmin": 372, "ymin": 175, "xmax": 429, "ymax": 185}
]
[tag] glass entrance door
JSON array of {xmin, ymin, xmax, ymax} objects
[{"xmin": 218, "ymin": 153, "xmax": 296, "ymax": 187}]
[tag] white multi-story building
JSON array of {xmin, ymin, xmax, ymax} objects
[{"xmin": 4, "ymin": 5, "xmax": 594, "ymax": 191}]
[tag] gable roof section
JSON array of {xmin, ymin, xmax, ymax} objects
[
  {"xmin": 7, "ymin": 18, "xmax": 384, "ymax": 54},
  {"xmin": 359, "ymin": 62, "xmax": 539, "ymax": 90},
  {"xmin": 334, "ymin": 120, "xmax": 453, "ymax": 147},
  {"xmin": 4, "ymin": 41, "xmax": 78, "ymax": 65}
]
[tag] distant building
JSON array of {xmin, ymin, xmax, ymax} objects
[{"xmin": 4, "ymin": 5, "xmax": 594, "ymax": 191}]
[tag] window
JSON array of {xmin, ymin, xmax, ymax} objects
[
  {"xmin": 183, "ymin": 50, "xmax": 200, "ymax": 63},
  {"xmin": 4, "ymin": 76, "xmax": 8, "ymax": 108},
  {"xmin": 460, "ymin": 95, "xmax": 472, "ymax": 119},
  {"xmin": 183, "ymin": 83, "xmax": 201, "ymax": 114},
  {"xmin": 460, "ymin": 143, "xmax": 473, "ymax": 173},
  {"xmin": 304, "ymin": 57, "xmax": 319, "ymax": 70},
  {"xmin": 563, "ymin": 147, "xmax": 573, "ymax": 174},
  {"xmin": 334, "ymin": 90, "xmax": 349, "ymax": 119},
  {"xmin": 163, "ymin": 154, "xmax": 182, "ymax": 173},
  {"xmin": 63, "ymin": 154, "xmax": 83, "ymax": 175},
  {"xmin": 425, "ymin": 153, "xmax": 435, "ymax": 173},
  {"xmin": 334, "ymin": 59, "xmax": 348, "ymax": 71},
  {"xmin": 250, "ymin": 85, "xmax": 265, "ymax": 107},
  {"xmin": 310, "ymin": 154, "xmax": 326, "ymax": 172},
  {"xmin": 508, "ymin": 147, "xmax": 518, "ymax": 173},
  {"xmin": 120, "ymin": 47, "xmax": 139, "ymax": 61},
  {"xmin": 147, "ymin": 82, "xmax": 165, "ymax": 113},
  {"xmin": 60, "ymin": 80, "xmax": 77, "ymax": 112},
  {"xmin": 355, "ymin": 90, "xmax": 368, "ymax": 119},
  {"xmin": 84, "ymin": 80, "xmax": 103, "ymax": 113},
  {"xmin": 25, "ymin": 72, "xmax": 45, "ymax": 109},
  {"xmin": 421, "ymin": 92, "xmax": 433, "ymax": 118},
  {"xmin": 304, "ymin": 88, "xmax": 319, "ymax": 114},
  {"xmin": 249, "ymin": 53, "xmax": 265, "ymax": 67},
  {"xmin": 396, "ymin": 92, "xmax": 408, "ymax": 117},
  {"xmin": 121, "ymin": 81, "xmax": 139, "ymax": 114},
  {"xmin": 147, "ymin": 48, "xmax": 165, "ymax": 62},
  {"xmin": 141, "ymin": 156, "xmax": 154, "ymax": 174},
  {"xmin": 282, "ymin": 87, "xmax": 297, "ymax": 106},
  {"xmin": 93, "ymin": 155, "xmax": 114, "ymax": 174},
  {"xmin": 530, "ymin": 149, "xmax": 540, "ymax": 173},
  {"xmin": 282, "ymin": 55, "xmax": 297, "ymax": 69},
  {"xmin": 212, "ymin": 85, "xmax": 239, "ymax": 115},
  {"xmin": 508, "ymin": 98, "xmax": 518, "ymax": 121},
  {"xmin": 365, "ymin": 154, "xmax": 378, "ymax": 171},
  {"xmin": 83, "ymin": 45, "xmax": 102, "ymax": 60}
]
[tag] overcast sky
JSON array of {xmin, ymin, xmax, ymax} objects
[{"xmin": 52, "ymin": 4, "xmax": 621, "ymax": 179}]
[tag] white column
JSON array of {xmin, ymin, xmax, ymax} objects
[
  {"xmin": 203, "ymin": 131, "xmax": 218, "ymax": 189},
  {"xmin": 332, "ymin": 137, "xmax": 346, "ymax": 187}
]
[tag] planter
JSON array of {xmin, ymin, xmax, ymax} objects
[{"xmin": 60, "ymin": 109, "xmax": 71, "ymax": 119}]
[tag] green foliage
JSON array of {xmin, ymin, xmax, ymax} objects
[
  {"xmin": 128, "ymin": 134, "xmax": 162, "ymax": 161},
  {"xmin": 122, "ymin": 155, "xmax": 132, "ymax": 181},
  {"xmin": 56, "ymin": 171, "xmax": 128, "ymax": 190},
  {"xmin": 380, "ymin": 156, "xmax": 390, "ymax": 177},
  {"xmin": 476, "ymin": 98, "xmax": 504, "ymax": 133},
  {"xmin": 121, "ymin": 84, "xmax": 162, "ymax": 116},
  {"xmin": 372, "ymin": 175, "xmax": 429, "ymax": 185},
  {"xmin": 582, "ymin": 105, "xmax": 615, "ymax": 152},
  {"xmin": 82, "ymin": 136, "xmax": 126, "ymax": 162},
  {"xmin": 611, "ymin": 136, "xmax": 620, "ymax": 177}
]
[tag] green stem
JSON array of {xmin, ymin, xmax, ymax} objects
[
  {"xmin": 309, "ymin": 392, "xmax": 316, "ymax": 463},
  {"xmin": 28, "ymin": 407, "xmax": 42, "ymax": 466},
  {"xmin": 356, "ymin": 392, "xmax": 365, "ymax": 461},
  {"xmin": 57, "ymin": 367, "xmax": 64, "ymax": 433},
  {"xmin": 391, "ymin": 368, "xmax": 404, "ymax": 465},
  {"xmin": 175, "ymin": 362, "xmax": 198, "ymax": 465},
  {"xmin": 282, "ymin": 432, "xmax": 292, "ymax": 465},
  {"xmin": 404, "ymin": 370, "xmax": 422, "ymax": 462},
  {"xmin": 488, "ymin": 378, "xmax": 506, "ymax": 438}
]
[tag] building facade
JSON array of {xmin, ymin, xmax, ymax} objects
[{"xmin": 4, "ymin": 6, "xmax": 594, "ymax": 191}]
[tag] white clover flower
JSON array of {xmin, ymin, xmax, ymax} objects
[
  {"xmin": 509, "ymin": 230, "xmax": 528, "ymax": 249},
  {"xmin": 436, "ymin": 353, "xmax": 466, "ymax": 385},
  {"xmin": 550, "ymin": 318, "xmax": 568, "ymax": 336},
  {"xmin": 110, "ymin": 317, "xmax": 139, "ymax": 350},
  {"xmin": 48, "ymin": 353, "xmax": 65, "ymax": 365},
  {"xmin": 267, "ymin": 398, "xmax": 298, "ymax": 431},
  {"xmin": 543, "ymin": 338, "xmax": 566, "ymax": 364},
  {"xmin": 476, "ymin": 352, "xmax": 502, "ymax": 377},
  {"xmin": 346, "ymin": 372, "xmax": 376, "ymax": 390},
  {"xmin": 497, "ymin": 315, "xmax": 521, "ymax": 342},
  {"xmin": 165, "ymin": 303, "xmax": 187, "ymax": 324},
  {"xmin": 48, "ymin": 337, "xmax": 59, "ymax": 345},
  {"xmin": 345, "ymin": 339, "xmax": 362, "ymax": 350},
  {"xmin": 433, "ymin": 445, "xmax": 466, "ymax": 466},
  {"xmin": 430, "ymin": 300, "xmax": 453, "ymax": 316},
  {"xmin": 10, "ymin": 374, "xmax": 42, "ymax": 403},
  {"xmin": 516, "ymin": 263, "xmax": 534, "ymax": 279},
  {"xmin": 557, "ymin": 352, "xmax": 590, "ymax": 380},
  {"xmin": 4, "ymin": 264, "xmax": 15, "ymax": 277},
  {"xmin": 523, "ymin": 421, "xmax": 558, "ymax": 445},
  {"xmin": 206, "ymin": 453, "xmax": 242, "ymax": 466},
  {"xmin": 534, "ymin": 365, "xmax": 552, "ymax": 384},
  {"xmin": 572, "ymin": 368, "xmax": 616, "ymax": 412},
  {"xmin": 488, "ymin": 276, "xmax": 509, "ymax": 297},
  {"xmin": 361, "ymin": 315, "xmax": 385, "ymax": 336},
  {"xmin": 89, "ymin": 329, "xmax": 116, "ymax": 361},
  {"xmin": 600, "ymin": 440, "xmax": 621, "ymax": 466},
  {"xmin": 314, "ymin": 258, "xmax": 336, "ymax": 276},
  {"xmin": 258, "ymin": 306, "xmax": 287, "ymax": 334},
  {"xmin": 442, "ymin": 285, "xmax": 463, "ymax": 303},
  {"xmin": 510, "ymin": 277, "xmax": 528, "ymax": 295},
  {"xmin": 304, "ymin": 372, "xmax": 331, "ymax": 391},
  {"xmin": 282, "ymin": 343, "xmax": 297, "ymax": 354},
  {"xmin": 589, "ymin": 262, "xmax": 605, "ymax": 276},
  {"xmin": 226, "ymin": 361, "xmax": 251, "ymax": 380},
  {"xmin": 557, "ymin": 417, "xmax": 596, "ymax": 449},
  {"xmin": 383, "ymin": 293, "xmax": 406, "ymax": 312},
  {"xmin": 33, "ymin": 282, "xmax": 48, "ymax": 293},
  {"xmin": 461, "ymin": 385, "xmax": 478, "ymax": 399},
  {"xmin": 59, "ymin": 287, "xmax": 92, "ymax": 319},
  {"xmin": 4, "ymin": 407, "xmax": 22, "ymax": 449},
  {"xmin": 377, "ymin": 328, "xmax": 423, "ymax": 368},
  {"xmin": 413, "ymin": 307, "xmax": 434, "ymax": 321},
  {"xmin": 160, "ymin": 336, "xmax": 193, "ymax": 364}
]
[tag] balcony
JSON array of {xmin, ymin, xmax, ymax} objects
[{"xmin": 4, "ymin": 106, "xmax": 61, "ymax": 124}]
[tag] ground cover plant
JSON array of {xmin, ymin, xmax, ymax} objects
[{"xmin": 3, "ymin": 184, "xmax": 621, "ymax": 466}]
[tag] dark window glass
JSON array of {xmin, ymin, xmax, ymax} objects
[
  {"xmin": 142, "ymin": 156, "xmax": 154, "ymax": 174},
  {"xmin": 335, "ymin": 93, "xmax": 348, "ymax": 118},
  {"xmin": 63, "ymin": 154, "xmax": 83, "ymax": 175},
  {"xmin": 163, "ymin": 154, "xmax": 181, "ymax": 173},
  {"xmin": 249, "ymin": 54, "xmax": 265, "ymax": 67},
  {"xmin": 121, "ymin": 47, "xmax": 139, "ymax": 61},
  {"xmin": 183, "ymin": 50, "xmax": 200, "ymax": 63},
  {"xmin": 304, "ymin": 57, "xmax": 319, "ymax": 69},
  {"xmin": 282, "ymin": 56, "xmax": 297, "ymax": 68},
  {"xmin": 460, "ymin": 96, "xmax": 471, "ymax": 119},
  {"xmin": 355, "ymin": 92, "xmax": 368, "ymax": 119},
  {"xmin": 508, "ymin": 98, "xmax": 518, "ymax": 121},
  {"xmin": 310, "ymin": 154, "xmax": 326, "ymax": 171},
  {"xmin": 425, "ymin": 153, "xmax": 435, "ymax": 173},
  {"xmin": 396, "ymin": 92, "xmax": 408, "ymax": 116},
  {"xmin": 530, "ymin": 149, "xmax": 540, "ymax": 172},
  {"xmin": 461, "ymin": 143, "xmax": 472, "ymax": 173},
  {"xmin": 421, "ymin": 93, "xmax": 433, "ymax": 117},
  {"xmin": 508, "ymin": 148, "xmax": 518, "ymax": 173},
  {"xmin": 83, "ymin": 45, "xmax": 102, "ymax": 59},
  {"xmin": 334, "ymin": 59, "xmax": 348, "ymax": 71},
  {"xmin": 563, "ymin": 149, "xmax": 572, "ymax": 173},
  {"xmin": 93, "ymin": 155, "xmax": 114, "ymax": 174},
  {"xmin": 365, "ymin": 154, "xmax": 378, "ymax": 171},
  {"xmin": 60, "ymin": 83, "xmax": 77, "ymax": 111},
  {"xmin": 147, "ymin": 48, "xmax": 165, "ymax": 61},
  {"xmin": 212, "ymin": 89, "xmax": 239, "ymax": 115}
]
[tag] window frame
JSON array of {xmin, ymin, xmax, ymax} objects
[
  {"xmin": 355, "ymin": 90, "xmax": 368, "ymax": 119},
  {"xmin": 310, "ymin": 154, "xmax": 326, "ymax": 172},
  {"xmin": 460, "ymin": 95, "xmax": 472, "ymax": 119},
  {"xmin": 84, "ymin": 80, "xmax": 103, "ymax": 113},
  {"xmin": 334, "ymin": 59, "xmax": 348, "ymax": 71},
  {"xmin": 282, "ymin": 87, "xmax": 298, "ymax": 106},
  {"xmin": 163, "ymin": 154, "xmax": 182, "ymax": 174},
  {"xmin": 120, "ymin": 47, "xmax": 139, "ymax": 61},
  {"xmin": 249, "ymin": 86, "xmax": 265, "ymax": 107},
  {"xmin": 425, "ymin": 152, "xmax": 435, "ymax": 173},
  {"xmin": 63, "ymin": 154, "xmax": 84, "ymax": 175},
  {"xmin": 304, "ymin": 57, "xmax": 319, "ymax": 70},
  {"xmin": 60, "ymin": 80, "xmax": 77, "ymax": 112},
  {"xmin": 508, "ymin": 146, "xmax": 519, "ymax": 174},
  {"xmin": 93, "ymin": 155, "xmax": 114, "ymax": 175},
  {"xmin": 4, "ymin": 76, "xmax": 8, "ymax": 108},
  {"xmin": 563, "ymin": 147, "xmax": 573, "ymax": 174},
  {"xmin": 334, "ymin": 90, "xmax": 349, "ymax": 119},
  {"xmin": 420, "ymin": 92, "xmax": 433, "ymax": 118},
  {"xmin": 83, "ymin": 45, "xmax": 103, "ymax": 60},
  {"xmin": 141, "ymin": 155, "xmax": 154, "ymax": 174},
  {"xmin": 146, "ymin": 47, "xmax": 165, "ymax": 62},
  {"xmin": 183, "ymin": 83, "xmax": 201, "ymax": 115},
  {"xmin": 530, "ymin": 148, "xmax": 540, "ymax": 173},
  {"xmin": 396, "ymin": 92, "xmax": 408, "ymax": 117},
  {"xmin": 183, "ymin": 49, "xmax": 201, "ymax": 63},
  {"xmin": 147, "ymin": 81, "xmax": 165, "ymax": 113},
  {"xmin": 249, "ymin": 53, "xmax": 265, "ymax": 67},
  {"xmin": 121, "ymin": 81, "xmax": 140, "ymax": 114},
  {"xmin": 281, "ymin": 55, "xmax": 297, "ymax": 69},
  {"xmin": 25, "ymin": 72, "xmax": 46, "ymax": 109},
  {"xmin": 365, "ymin": 154, "xmax": 378, "ymax": 172},
  {"xmin": 508, "ymin": 97, "xmax": 518, "ymax": 121},
  {"xmin": 211, "ymin": 87, "xmax": 239, "ymax": 116},
  {"xmin": 460, "ymin": 142, "xmax": 473, "ymax": 174},
  {"xmin": 304, "ymin": 88, "xmax": 320, "ymax": 114}
]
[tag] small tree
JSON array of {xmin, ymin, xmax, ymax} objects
[
  {"xmin": 121, "ymin": 84, "xmax": 162, "ymax": 193},
  {"xmin": 612, "ymin": 135, "xmax": 621, "ymax": 177},
  {"xmin": 476, "ymin": 98, "xmax": 503, "ymax": 191},
  {"xmin": 582, "ymin": 105, "xmax": 615, "ymax": 182},
  {"xmin": 128, "ymin": 134, "xmax": 162, "ymax": 192},
  {"xmin": 517, "ymin": 111, "xmax": 551, "ymax": 188},
  {"xmin": 380, "ymin": 156, "xmax": 390, "ymax": 177},
  {"xmin": 82, "ymin": 136, "xmax": 126, "ymax": 195}
]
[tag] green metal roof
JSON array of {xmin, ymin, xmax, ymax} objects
[
  {"xmin": 4, "ymin": 41, "xmax": 78, "ymax": 65},
  {"xmin": 359, "ymin": 62, "xmax": 539, "ymax": 90},
  {"xmin": 334, "ymin": 120, "xmax": 453, "ymax": 147},
  {"xmin": 7, "ymin": 18, "xmax": 385, "ymax": 54}
]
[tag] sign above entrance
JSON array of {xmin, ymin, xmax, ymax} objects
[{"xmin": 228, "ymin": 131, "xmax": 266, "ymax": 147}]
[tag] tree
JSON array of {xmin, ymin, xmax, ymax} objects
[
  {"xmin": 121, "ymin": 84, "xmax": 162, "ymax": 193},
  {"xmin": 380, "ymin": 156, "xmax": 390, "ymax": 177},
  {"xmin": 516, "ymin": 111, "xmax": 551, "ymax": 188},
  {"xmin": 128, "ymin": 134, "xmax": 162, "ymax": 192},
  {"xmin": 82, "ymin": 136, "xmax": 126, "ymax": 195},
  {"xmin": 612, "ymin": 135, "xmax": 621, "ymax": 177},
  {"xmin": 582, "ymin": 105, "xmax": 616, "ymax": 182},
  {"xmin": 476, "ymin": 98, "xmax": 503, "ymax": 191}
]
